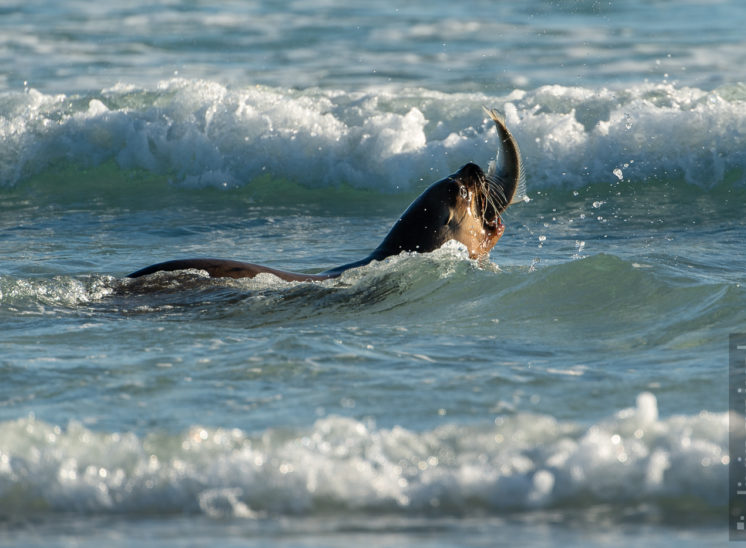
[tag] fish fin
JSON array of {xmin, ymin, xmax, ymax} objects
[{"xmin": 483, "ymin": 106, "xmax": 529, "ymax": 204}]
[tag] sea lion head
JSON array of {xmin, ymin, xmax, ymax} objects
[
  {"xmin": 373, "ymin": 161, "xmax": 516, "ymax": 260},
  {"xmin": 443, "ymin": 162, "xmax": 508, "ymax": 258},
  {"xmin": 373, "ymin": 110, "xmax": 525, "ymax": 263}
]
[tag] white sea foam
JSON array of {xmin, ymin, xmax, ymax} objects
[
  {"xmin": 1, "ymin": 80, "xmax": 744, "ymax": 191},
  {"xmin": 0, "ymin": 275, "xmax": 116, "ymax": 309},
  {"xmin": 0, "ymin": 393, "xmax": 727, "ymax": 519}
]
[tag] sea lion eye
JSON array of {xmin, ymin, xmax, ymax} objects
[{"xmin": 459, "ymin": 185, "xmax": 468, "ymax": 200}]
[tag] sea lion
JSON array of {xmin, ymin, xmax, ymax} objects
[{"xmin": 127, "ymin": 108, "xmax": 526, "ymax": 282}]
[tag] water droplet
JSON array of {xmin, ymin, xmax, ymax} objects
[{"xmin": 613, "ymin": 168, "xmax": 624, "ymax": 181}]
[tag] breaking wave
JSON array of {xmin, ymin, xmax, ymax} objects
[
  {"xmin": 2, "ymin": 79, "xmax": 745, "ymax": 194},
  {"xmin": 0, "ymin": 393, "xmax": 727, "ymax": 522}
]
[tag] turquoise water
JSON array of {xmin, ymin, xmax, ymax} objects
[{"xmin": 1, "ymin": 1, "xmax": 745, "ymax": 546}]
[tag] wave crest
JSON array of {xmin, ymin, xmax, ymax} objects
[
  {"xmin": 0, "ymin": 393, "xmax": 727, "ymax": 521},
  {"xmin": 2, "ymin": 80, "xmax": 745, "ymax": 192}
]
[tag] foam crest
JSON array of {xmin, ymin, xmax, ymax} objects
[
  {"xmin": 1, "ymin": 80, "xmax": 744, "ymax": 192},
  {"xmin": 513, "ymin": 83, "xmax": 746, "ymax": 187},
  {"xmin": 0, "ymin": 275, "xmax": 116, "ymax": 309},
  {"xmin": 0, "ymin": 394, "xmax": 727, "ymax": 520}
]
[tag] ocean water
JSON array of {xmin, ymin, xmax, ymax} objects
[{"xmin": 1, "ymin": 1, "xmax": 745, "ymax": 546}]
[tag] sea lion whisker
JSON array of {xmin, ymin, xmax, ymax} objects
[
  {"xmin": 484, "ymin": 175, "xmax": 509, "ymax": 211},
  {"xmin": 477, "ymin": 184, "xmax": 504, "ymax": 228}
]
